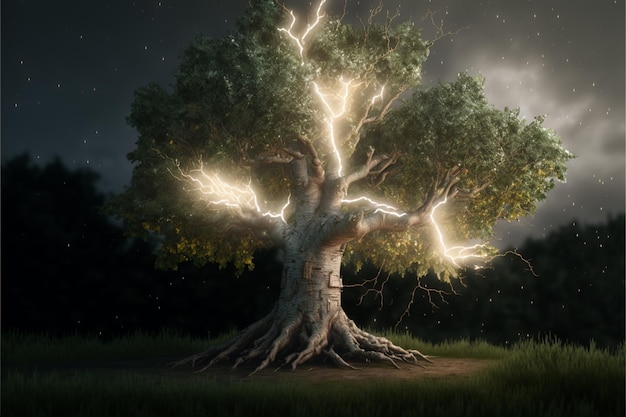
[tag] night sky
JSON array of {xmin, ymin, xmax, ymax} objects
[{"xmin": 2, "ymin": 0, "xmax": 624, "ymax": 249}]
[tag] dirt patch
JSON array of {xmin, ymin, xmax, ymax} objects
[
  {"xmin": 5, "ymin": 356, "xmax": 496, "ymax": 383},
  {"xmin": 176, "ymin": 357, "xmax": 496, "ymax": 383}
]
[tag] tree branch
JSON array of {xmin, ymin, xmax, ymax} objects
[
  {"xmin": 421, "ymin": 166, "xmax": 463, "ymax": 212},
  {"xmin": 366, "ymin": 152, "xmax": 401, "ymax": 185},
  {"xmin": 452, "ymin": 180, "xmax": 492, "ymax": 199},
  {"xmin": 226, "ymin": 210, "xmax": 287, "ymax": 246},
  {"xmin": 340, "ymin": 165, "xmax": 491, "ymax": 238},
  {"xmin": 297, "ymin": 135, "xmax": 324, "ymax": 183},
  {"xmin": 344, "ymin": 147, "xmax": 399, "ymax": 187},
  {"xmin": 288, "ymin": 135, "xmax": 326, "ymax": 224},
  {"xmin": 242, "ymin": 154, "xmax": 295, "ymax": 166},
  {"xmin": 423, "ymin": 10, "xmax": 469, "ymax": 44},
  {"xmin": 239, "ymin": 142, "xmax": 295, "ymax": 167},
  {"xmin": 345, "ymin": 147, "xmax": 379, "ymax": 184},
  {"xmin": 346, "ymin": 88, "xmax": 406, "ymax": 151}
]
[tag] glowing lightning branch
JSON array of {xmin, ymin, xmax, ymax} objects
[
  {"xmin": 313, "ymin": 80, "xmax": 386, "ymax": 178},
  {"xmin": 312, "ymin": 78, "xmax": 359, "ymax": 177},
  {"xmin": 370, "ymin": 85, "xmax": 385, "ymax": 105},
  {"xmin": 342, "ymin": 196, "xmax": 407, "ymax": 218},
  {"xmin": 430, "ymin": 198, "xmax": 490, "ymax": 268},
  {"xmin": 277, "ymin": 0, "xmax": 326, "ymax": 64},
  {"xmin": 169, "ymin": 162, "xmax": 289, "ymax": 223},
  {"xmin": 343, "ymin": 196, "xmax": 489, "ymax": 267},
  {"xmin": 279, "ymin": 1, "xmax": 387, "ymax": 179},
  {"xmin": 277, "ymin": 2, "xmax": 489, "ymax": 268}
]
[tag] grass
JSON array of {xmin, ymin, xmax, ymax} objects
[
  {"xmin": 2, "ymin": 328, "xmax": 506, "ymax": 364},
  {"xmin": 376, "ymin": 329, "xmax": 509, "ymax": 359},
  {"xmin": 1, "ymin": 328, "xmax": 234, "ymax": 364},
  {"xmin": 2, "ymin": 330, "xmax": 624, "ymax": 417}
]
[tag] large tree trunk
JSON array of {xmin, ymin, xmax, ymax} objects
[{"xmin": 173, "ymin": 231, "xmax": 430, "ymax": 374}]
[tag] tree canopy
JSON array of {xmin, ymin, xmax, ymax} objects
[{"xmin": 109, "ymin": 0, "xmax": 572, "ymax": 280}]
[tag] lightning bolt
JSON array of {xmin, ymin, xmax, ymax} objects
[
  {"xmin": 313, "ymin": 80, "xmax": 386, "ymax": 178},
  {"xmin": 342, "ymin": 196, "xmax": 407, "ymax": 217},
  {"xmin": 343, "ymin": 195, "xmax": 490, "ymax": 267},
  {"xmin": 277, "ymin": 0, "xmax": 326, "ymax": 65},
  {"xmin": 169, "ymin": 161, "xmax": 290, "ymax": 223},
  {"xmin": 313, "ymin": 78, "xmax": 358, "ymax": 177},
  {"xmin": 279, "ymin": 1, "xmax": 386, "ymax": 178},
  {"xmin": 430, "ymin": 198, "xmax": 490, "ymax": 268},
  {"xmin": 167, "ymin": 0, "xmax": 484, "ymax": 267},
  {"xmin": 370, "ymin": 85, "xmax": 385, "ymax": 105}
]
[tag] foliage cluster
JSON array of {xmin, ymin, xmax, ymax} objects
[
  {"xmin": 345, "ymin": 216, "xmax": 625, "ymax": 348},
  {"xmin": 109, "ymin": 0, "xmax": 571, "ymax": 280}
]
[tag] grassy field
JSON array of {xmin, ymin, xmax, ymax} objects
[{"xmin": 2, "ymin": 330, "xmax": 624, "ymax": 417}]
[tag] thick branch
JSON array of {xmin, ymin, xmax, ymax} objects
[
  {"xmin": 366, "ymin": 153, "xmax": 402, "ymax": 187},
  {"xmin": 297, "ymin": 135, "xmax": 324, "ymax": 183},
  {"xmin": 240, "ymin": 143, "xmax": 296, "ymax": 167},
  {"xmin": 290, "ymin": 153, "xmax": 309, "ymax": 188},
  {"xmin": 318, "ymin": 211, "xmax": 367, "ymax": 246},
  {"xmin": 422, "ymin": 166, "xmax": 463, "ymax": 210},
  {"xmin": 344, "ymin": 147, "xmax": 394, "ymax": 186},
  {"xmin": 225, "ymin": 209, "xmax": 287, "ymax": 246},
  {"xmin": 289, "ymin": 135, "xmax": 326, "ymax": 224},
  {"xmin": 346, "ymin": 89, "xmax": 407, "ymax": 151},
  {"xmin": 241, "ymin": 154, "xmax": 295, "ymax": 166},
  {"xmin": 336, "ymin": 167, "xmax": 492, "ymax": 238},
  {"xmin": 358, "ymin": 210, "xmax": 426, "ymax": 236}
]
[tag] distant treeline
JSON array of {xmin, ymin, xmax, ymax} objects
[
  {"xmin": 343, "ymin": 214, "xmax": 625, "ymax": 348},
  {"xmin": 2, "ymin": 154, "xmax": 624, "ymax": 348}
]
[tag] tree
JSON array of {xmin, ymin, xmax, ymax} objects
[
  {"xmin": 109, "ymin": 0, "xmax": 572, "ymax": 373},
  {"xmin": 1, "ymin": 154, "xmax": 142, "ymax": 336},
  {"xmin": 1, "ymin": 154, "xmax": 282, "ymax": 338}
]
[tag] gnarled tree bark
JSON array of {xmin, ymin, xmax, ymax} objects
[
  {"xmin": 173, "ymin": 226, "xmax": 431, "ymax": 374},
  {"xmin": 171, "ymin": 145, "xmax": 462, "ymax": 374}
]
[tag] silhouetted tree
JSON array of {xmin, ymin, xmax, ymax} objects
[
  {"xmin": 1, "ymin": 154, "xmax": 281, "ymax": 337},
  {"xmin": 345, "ymin": 215, "xmax": 625, "ymax": 348},
  {"xmin": 2, "ymin": 154, "xmax": 127, "ymax": 334}
]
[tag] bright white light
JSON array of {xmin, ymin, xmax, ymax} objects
[
  {"xmin": 313, "ymin": 78, "xmax": 358, "ymax": 177},
  {"xmin": 277, "ymin": 0, "xmax": 326, "ymax": 65},
  {"xmin": 371, "ymin": 85, "xmax": 385, "ymax": 105},
  {"xmin": 170, "ymin": 162, "xmax": 289, "ymax": 223},
  {"xmin": 156, "ymin": 1, "xmax": 514, "ymax": 289},
  {"xmin": 278, "ymin": 1, "xmax": 386, "ymax": 179},
  {"xmin": 342, "ymin": 196, "xmax": 407, "ymax": 217},
  {"xmin": 430, "ymin": 198, "xmax": 489, "ymax": 267}
]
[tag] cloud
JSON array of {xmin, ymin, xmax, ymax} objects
[{"xmin": 479, "ymin": 62, "xmax": 624, "ymax": 246}]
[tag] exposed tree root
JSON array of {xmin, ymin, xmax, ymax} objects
[{"xmin": 172, "ymin": 307, "xmax": 431, "ymax": 375}]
